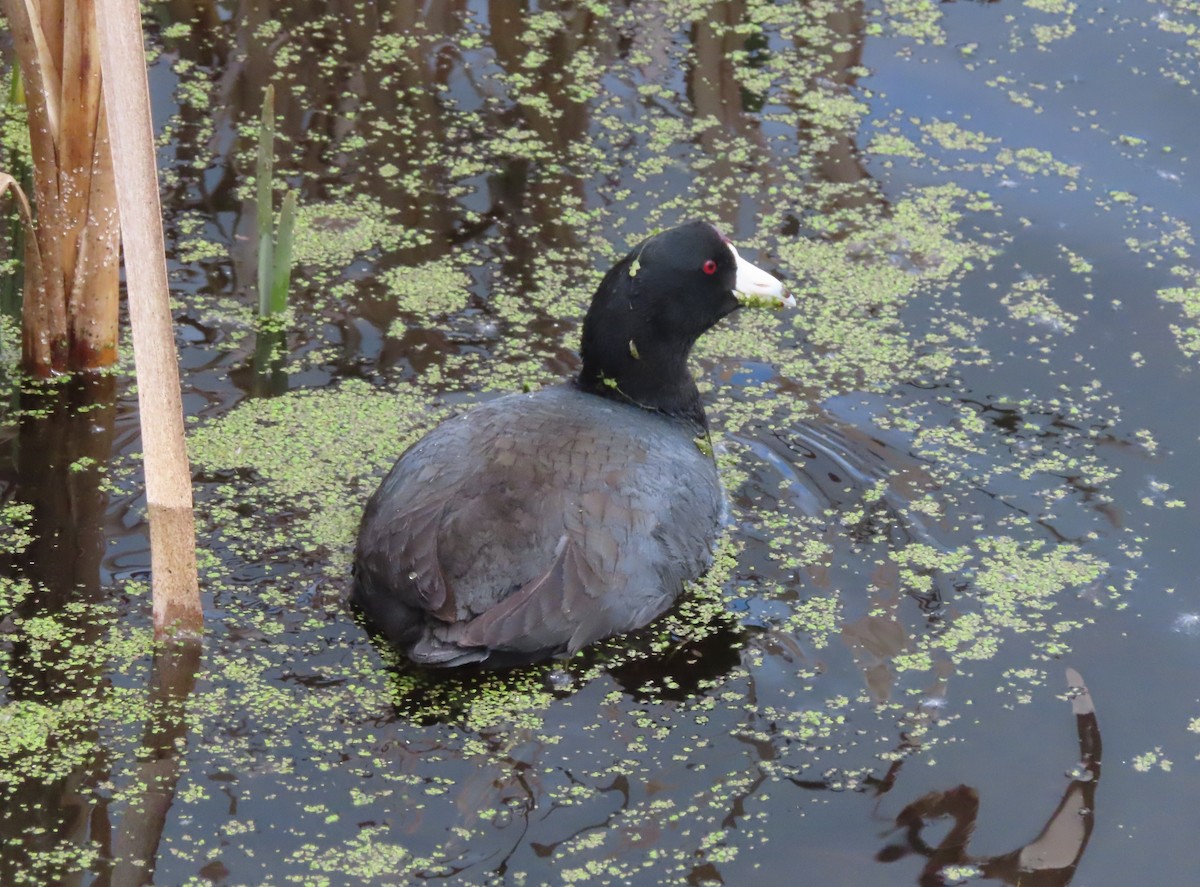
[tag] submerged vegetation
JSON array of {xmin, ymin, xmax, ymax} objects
[{"xmin": 2, "ymin": 0, "xmax": 1200, "ymax": 884}]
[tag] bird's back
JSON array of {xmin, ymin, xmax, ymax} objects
[{"xmin": 352, "ymin": 385, "xmax": 724, "ymax": 665}]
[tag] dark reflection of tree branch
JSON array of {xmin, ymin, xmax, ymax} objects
[
  {"xmin": 488, "ymin": 0, "xmax": 595, "ymax": 245},
  {"xmin": 3, "ymin": 376, "xmax": 116, "ymax": 652},
  {"xmin": 1, "ymin": 377, "xmax": 204, "ymax": 885},
  {"xmin": 107, "ymin": 639, "xmax": 203, "ymax": 887},
  {"xmin": 0, "ymin": 376, "xmax": 117, "ymax": 883},
  {"xmin": 782, "ymin": 0, "xmax": 889, "ymax": 238},
  {"xmin": 807, "ymin": 2, "xmax": 879, "ymax": 204},
  {"xmin": 688, "ymin": 0, "xmax": 769, "ymax": 223},
  {"xmin": 877, "ymin": 668, "xmax": 1100, "ymax": 887}
]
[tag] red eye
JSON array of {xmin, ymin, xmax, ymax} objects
[{"xmin": 702, "ymin": 259, "xmax": 718, "ymax": 275}]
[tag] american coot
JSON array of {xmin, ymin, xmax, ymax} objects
[{"xmin": 353, "ymin": 221, "xmax": 792, "ymax": 667}]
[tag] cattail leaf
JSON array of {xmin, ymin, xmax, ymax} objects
[
  {"xmin": 257, "ymin": 231, "xmax": 274, "ymax": 317},
  {"xmin": 257, "ymin": 86, "xmax": 275, "ymax": 241},
  {"xmin": 269, "ymin": 190, "xmax": 297, "ymax": 315}
]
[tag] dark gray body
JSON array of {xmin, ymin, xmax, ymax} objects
[{"xmin": 352, "ymin": 384, "xmax": 724, "ymax": 666}]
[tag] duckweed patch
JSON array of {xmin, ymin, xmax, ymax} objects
[
  {"xmin": 0, "ymin": 585, "xmax": 162, "ymax": 875},
  {"xmin": 290, "ymin": 196, "xmax": 429, "ymax": 278},
  {"xmin": 188, "ymin": 379, "xmax": 444, "ymax": 569},
  {"xmin": 1158, "ymin": 284, "xmax": 1200, "ymax": 358},
  {"xmin": 381, "ymin": 257, "xmax": 471, "ymax": 317},
  {"xmin": 0, "ymin": 500, "xmax": 33, "ymax": 555}
]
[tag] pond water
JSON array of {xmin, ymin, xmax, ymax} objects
[{"xmin": 2, "ymin": 0, "xmax": 1200, "ymax": 884}]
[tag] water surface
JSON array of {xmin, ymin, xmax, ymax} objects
[{"xmin": 2, "ymin": 0, "xmax": 1199, "ymax": 884}]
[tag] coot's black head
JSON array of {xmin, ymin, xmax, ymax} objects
[{"xmin": 578, "ymin": 221, "xmax": 791, "ymax": 427}]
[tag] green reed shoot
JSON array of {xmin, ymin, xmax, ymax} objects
[{"xmin": 256, "ymin": 85, "xmax": 296, "ymax": 317}]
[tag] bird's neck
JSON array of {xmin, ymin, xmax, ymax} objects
[{"xmin": 577, "ymin": 334, "xmax": 708, "ymax": 429}]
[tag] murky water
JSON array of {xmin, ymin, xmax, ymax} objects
[{"xmin": 3, "ymin": 0, "xmax": 1200, "ymax": 884}]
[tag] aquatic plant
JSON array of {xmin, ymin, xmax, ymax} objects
[
  {"xmin": 255, "ymin": 84, "xmax": 297, "ymax": 317},
  {"xmin": 0, "ymin": 0, "xmax": 120, "ymax": 374}
]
